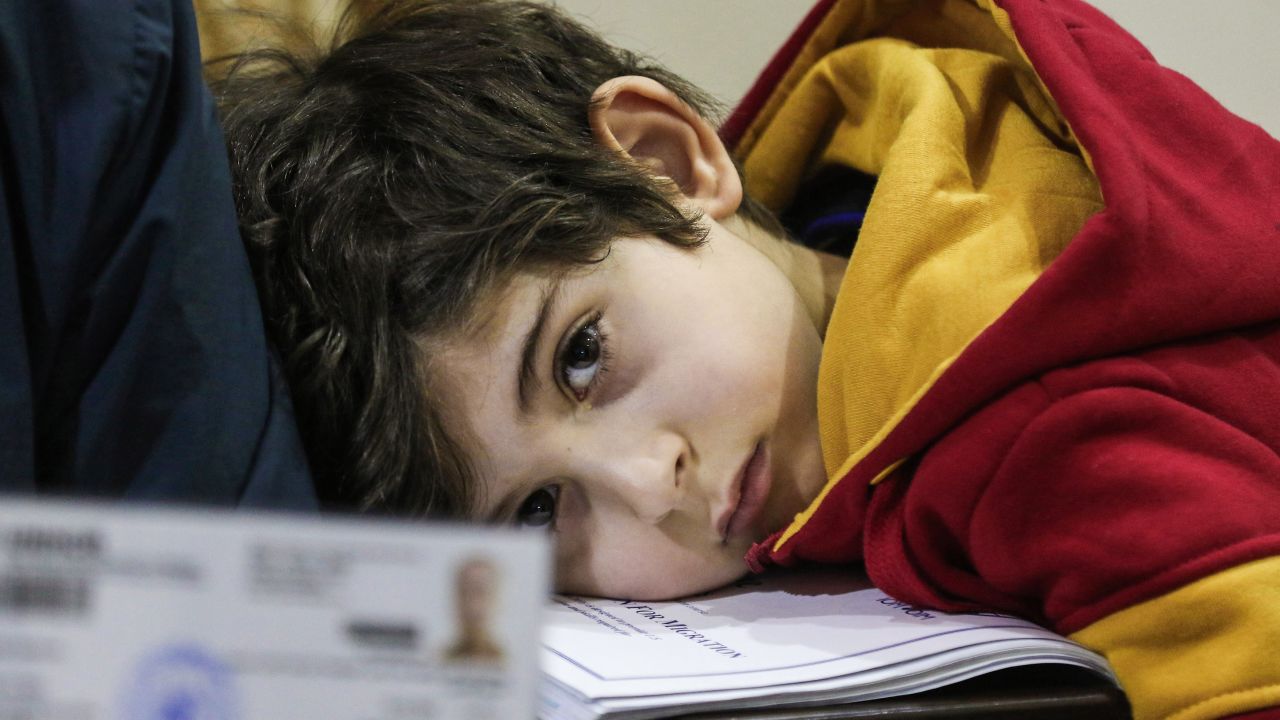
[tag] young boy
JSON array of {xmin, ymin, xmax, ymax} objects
[{"xmin": 214, "ymin": 0, "xmax": 1280, "ymax": 718}]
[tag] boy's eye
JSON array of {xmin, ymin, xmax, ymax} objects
[
  {"xmin": 558, "ymin": 316, "xmax": 607, "ymax": 400},
  {"xmin": 516, "ymin": 485, "xmax": 559, "ymax": 529}
]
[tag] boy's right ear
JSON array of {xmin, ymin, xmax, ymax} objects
[{"xmin": 589, "ymin": 76, "xmax": 742, "ymax": 220}]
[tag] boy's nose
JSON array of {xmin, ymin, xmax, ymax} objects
[{"xmin": 593, "ymin": 431, "xmax": 688, "ymax": 525}]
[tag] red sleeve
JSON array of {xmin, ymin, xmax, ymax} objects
[
  {"xmin": 867, "ymin": 330, "xmax": 1280, "ymax": 632},
  {"xmin": 864, "ymin": 331, "xmax": 1280, "ymax": 717},
  {"xmin": 976, "ymin": 383, "xmax": 1278, "ymax": 629}
]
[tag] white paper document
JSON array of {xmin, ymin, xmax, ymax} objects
[
  {"xmin": 0, "ymin": 501, "xmax": 549, "ymax": 720},
  {"xmin": 540, "ymin": 570, "xmax": 1116, "ymax": 719}
]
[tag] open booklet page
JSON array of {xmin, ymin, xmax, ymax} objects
[
  {"xmin": 0, "ymin": 501, "xmax": 548, "ymax": 720},
  {"xmin": 540, "ymin": 570, "xmax": 1116, "ymax": 720}
]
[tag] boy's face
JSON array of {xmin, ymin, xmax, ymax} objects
[{"xmin": 433, "ymin": 216, "xmax": 828, "ymax": 601}]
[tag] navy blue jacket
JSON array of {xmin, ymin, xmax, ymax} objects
[{"xmin": 0, "ymin": 0, "xmax": 316, "ymax": 508}]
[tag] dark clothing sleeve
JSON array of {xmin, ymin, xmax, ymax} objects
[{"xmin": 0, "ymin": 0, "xmax": 316, "ymax": 509}]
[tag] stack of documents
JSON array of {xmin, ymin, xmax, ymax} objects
[{"xmin": 539, "ymin": 570, "xmax": 1116, "ymax": 720}]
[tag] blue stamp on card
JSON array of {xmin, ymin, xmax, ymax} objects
[{"xmin": 121, "ymin": 644, "xmax": 239, "ymax": 720}]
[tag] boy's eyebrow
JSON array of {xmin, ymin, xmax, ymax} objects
[{"xmin": 517, "ymin": 279, "xmax": 565, "ymax": 414}]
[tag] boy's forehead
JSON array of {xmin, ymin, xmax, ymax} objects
[
  {"xmin": 426, "ymin": 274, "xmax": 548, "ymax": 407},
  {"xmin": 427, "ymin": 270, "xmax": 557, "ymax": 418},
  {"xmin": 421, "ymin": 270, "xmax": 562, "ymax": 515},
  {"xmin": 449, "ymin": 258, "xmax": 605, "ymax": 346},
  {"xmin": 457, "ymin": 273, "xmax": 550, "ymax": 345},
  {"xmin": 424, "ymin": 256, "xmax": 616, "ymax": 496}
]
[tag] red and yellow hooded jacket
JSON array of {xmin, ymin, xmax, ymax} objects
[{"xmin": 728, "ymin": 1, "xmax": 1280, "ymax": 718}]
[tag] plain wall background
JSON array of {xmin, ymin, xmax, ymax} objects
[{"xmin": 553, "ymin": 0, "xmax": 1279, "ymax": 139}]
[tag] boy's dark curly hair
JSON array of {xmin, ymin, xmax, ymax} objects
[{"xmin": 210, "ymin": 0, "xmax": 781, "ymax": 518}]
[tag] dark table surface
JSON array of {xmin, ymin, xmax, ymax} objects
[{"xmin": 674, "ymin": 665, "xmax": 1130, "ymax": 719}]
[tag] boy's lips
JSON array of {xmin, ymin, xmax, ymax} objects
[{"xmin": 717, "ymin": 442, "xmax": 772, "ymax": 544}]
